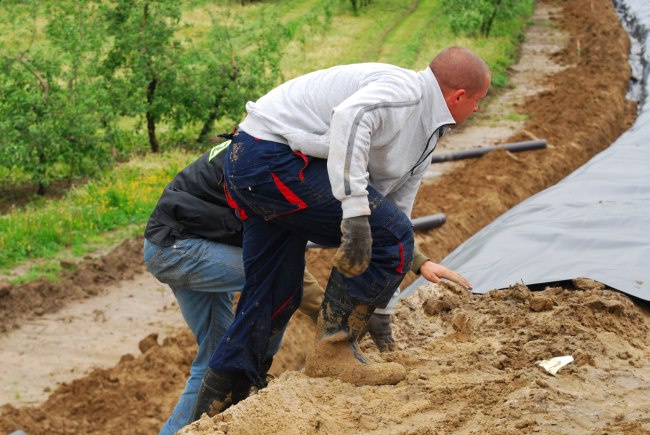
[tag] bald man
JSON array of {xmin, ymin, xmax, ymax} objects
[{"xmin": 191, "ymin": 46, "xmax": 489, "ymax": 420}]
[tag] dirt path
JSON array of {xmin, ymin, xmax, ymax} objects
[
  {"xmin": 0, "ymin": 273, "xmax": 184, "ymax": 406},
  {"xmin": 0, "ymin": 0, "xmax": 642, "ymax": 433},
  {"xmin": 425, "ymin": 2, "xmax": 567, "ymax": 179}
]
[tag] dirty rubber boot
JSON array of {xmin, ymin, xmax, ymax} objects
[
  {"xmin": 303, "ymin": 270, "xmax": 406, "ymax": 386},
  {"xmin": 230, "ymin": 378, "xmax": 253, "ymax": 405},
  {"xmin": 191, "ymin": 368, "xmax": 251, "ymax": 422}
]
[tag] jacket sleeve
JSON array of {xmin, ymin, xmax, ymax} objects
[{"xmin": 326, "ymin": 77, "xmax": 420, "ymax": 219}]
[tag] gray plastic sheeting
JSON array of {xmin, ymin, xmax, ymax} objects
[{"xmin": 406, "ymin": 0, "xmax": 650, "ymax": 301}]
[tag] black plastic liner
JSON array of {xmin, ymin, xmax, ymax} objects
[{"xmin": 406, "ymin": 0, "xmax": 650, "ymax": 301}]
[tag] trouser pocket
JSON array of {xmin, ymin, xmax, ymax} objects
[
  {"xmin": 226, "ymin": 144, "xmax": 312, "ymax": 221},
  {"xmin": 144, "ymin": 239, "xmax": 196, "ymax": 288}
]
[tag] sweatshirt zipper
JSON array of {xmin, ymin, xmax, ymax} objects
[
  {"xmin": 410, "ymin": 126, "xmax": 442, "ymax": 175},
  {"xmin": 386, "ymin": 126, "xmax": 444, "ymax": 194}
]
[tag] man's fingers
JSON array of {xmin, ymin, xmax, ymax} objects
[
  {"xmin": 422, "ymin": 264, "xmax": 473, "ymax": 289},
  {"xmin": 424, "ymin": 270, "xmax": 441, "ymax": 283},
  {"xmin": 435, "ymin": 267, "xmax": 472, "ymax": 290},
  {"xmin": 451, "ymin": 273, "xmax": 472, "ymax": 289},
  {"xmin": 372, "ymin": 336, "xmax": 396, "ymax": 353}
]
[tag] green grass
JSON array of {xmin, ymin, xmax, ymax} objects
[
  {"xmin": 279, "ymin": 0, "xmax": 418, "ymax": 77},
  {"xmin": 409, "ymin": 0, "xmax": 533, "ymax": 89},
  {"xmin": 1, "ymin": 0, "xmax": 535, "ymax": 283},
  {"xmin": 506, "ymin": 111, "xmax": 529, "ymax": 122},
  {"xmin": 5, "ymin": 223, "xmax": 144, "ymax": 285},
  {"xmin": 377, "ymin": 0, "xmax": 440, "ymax": 67},
  {"xmin": 277, "ymin": 0, "xmax": 532, "ymax": 89},
  {"xmin": 0, "ymin": 150, "xmax": 197, "ymax": 277}
]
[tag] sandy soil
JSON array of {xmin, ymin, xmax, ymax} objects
[
  {"xmin": 0, "ymin": 0, "xmax": 644, "ymax": 433},
  {"xmin": 183, "ymin": 281, "xmax": 650, "ymax": 434}
]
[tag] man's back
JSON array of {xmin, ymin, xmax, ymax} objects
[{"xmin": 145, "ymin": 144, "xmax": 242, "ymax": 247}]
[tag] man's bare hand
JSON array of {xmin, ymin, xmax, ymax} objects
[{"xmin": 419, "ymin": 261, "xmax": 472, "ymax": 290}]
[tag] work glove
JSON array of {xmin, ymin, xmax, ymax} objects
[
  {"xmin": 362, "ymin": 313, "xmax": 397, "ymax": 352},
  {"xmin": 333, "ymin": 216, "xmax": 372, "ymax": 277}
]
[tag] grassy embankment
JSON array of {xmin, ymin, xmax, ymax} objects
[{"xmin": 0, "ymin": 0, "xmax": 533, "ymax": 284}]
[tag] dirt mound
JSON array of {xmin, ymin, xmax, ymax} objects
[
  {"xmin": 181, "ymin": 283, "xmax": 650, "ymax": 434},
  {"xmin": 0, "ymin": 0, "xmax": 643, "ymax": 433},
  {"xmin": 0, "ymin": 331, "xmax": 195, "ymax": 434},
  {"xmin": 0, "ymin": 237, "xmax": 146, "ymax": 334},
  {"xmin": 0, "ymin": 314, "xmax": 315, "ymax": 434}
]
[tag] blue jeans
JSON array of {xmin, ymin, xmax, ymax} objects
[
  {"xmin": 144, "ymin": 238, "xmax": 282, "ymax": 435},
  {"xmin": 212, "ymin": 131, "xmax": 414, "ymax": 386}
]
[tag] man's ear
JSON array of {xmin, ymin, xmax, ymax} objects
[
  {"xmin": 445, "ymin": 88, "xmax": 466, "ymax": 107},
  {"xmin": 451, "ymin": 88, "xmax": 467, "ymax": 103}
]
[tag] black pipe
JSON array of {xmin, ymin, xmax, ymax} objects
[
  {"xmin": 306, "ymin": 213, "xmax": 446, "ymax": 250},
  {"xmin": 429, "ymin": 139, "xmax": 547, "ymax": 163},
  {"xmin": 412, "ymin": 213, "xmax": 446, "ymax": 231}
]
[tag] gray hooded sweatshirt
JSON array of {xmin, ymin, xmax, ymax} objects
[{"xmin": 239, "ymin": 63, "xmax": 455, "ymax": 219}]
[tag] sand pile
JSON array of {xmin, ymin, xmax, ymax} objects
[{"xmin": 181, "ymin": 281, "xmax": 650, "ymax": 434}]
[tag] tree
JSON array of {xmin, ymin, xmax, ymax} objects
[
  {"xmin": 0, "ymin": 2, "xmax": 106, "ymax": 195},
  {"xmin": 446, "ymin": 0, "xmax": 524, "ymax": 38},
  {"xmin": 44, "ymin": 2, "xmax": 110, "ymax": 179},
  {"xmin": 101, "ymin": 0, "xmax": 183, "ymax": 153},
  {"xmin": 169, "ymin": 11, "xmax": 286, "ymax": 144},
  {"xmin": 350, "ymin": 0, "xmax": 372, "ymax": 14}
]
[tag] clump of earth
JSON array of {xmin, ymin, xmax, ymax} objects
[{"xmin": 183, "ymin": 280, "xmax": 649, "ymax": 434}]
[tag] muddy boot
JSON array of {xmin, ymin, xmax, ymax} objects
[
  {"xmin": 304, "ymin": 270, "xmax": 406, "ymax": 386},
  {"xmin": 191, "ymin": 368, "xmax": 250, "ymax": 421},
  {"xmin": 230, "ymin": 378, "xmax": 253, "ymax": 405}
]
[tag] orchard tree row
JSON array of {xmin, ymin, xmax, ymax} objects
[
  {"xmin": 0, "ymin": 0, "xmax": 523, "ymax": 195},
  {"xmin": 0, "ymin": 0, "xmax": 332, "ymax": 194}
]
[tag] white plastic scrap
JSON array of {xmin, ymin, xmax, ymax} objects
[{"xmin": 536, "ymin": 355, "xmax": 574, "ymax": 376}]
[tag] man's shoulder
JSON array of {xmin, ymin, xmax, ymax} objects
[
  {"xmin": 310, "ymin": 62, "xmax": 414, "ymax": 80},
  {"xmin": 359, "ymin": 64, "xmax": 422, "ymax": 100}
]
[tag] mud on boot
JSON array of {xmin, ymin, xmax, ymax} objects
[
  {"xmin": 304, "ymin": 327, "xmax": 406, "ymax": 386},
  {"xmin": 304, "ymin": 270, "xmax": 406, "ymax": 386}
]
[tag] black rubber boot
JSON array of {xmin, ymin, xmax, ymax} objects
[
  {"xmin": 317, "ymin": 268, "xmax": 364, "ymax": 338},
  {"xmin": 304, "ymin": 268, "xmax": 406, "ymax": 386},
  {"xmin": 230, "ymin": 376, "xmax": 253, "ymax": 405},
  {"xmin": 191, "ymin": 368, "xmax": 251, "ymax": 422}
]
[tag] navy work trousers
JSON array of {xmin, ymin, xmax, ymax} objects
[{"xmin": 209, "ymin": 131, "xmax": 414, "ymax": 386}]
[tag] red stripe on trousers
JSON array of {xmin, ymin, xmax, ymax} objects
[
  {"xmin": 271, "ymin": 173, "xmax": 307, "ymax": 210},
  {"xmin": 293, "ymin": 151, "xmax": 309, "ymax": 181},
  {"xmin": 271, "ymin": 288, "xmax": 299, "ymax": 320},
  {"xmin": 396, "ymin": 242, "xmax": 405, "ymax": 273},
  {"xmin": 223, "ymin": 184, "xmax": 248, "ymax": 220}
]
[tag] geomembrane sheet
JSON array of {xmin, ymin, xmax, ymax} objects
[{"xmin": 407, "ymin": 0, "xmax": 650, "ymax": 301}]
